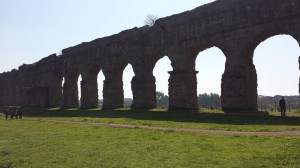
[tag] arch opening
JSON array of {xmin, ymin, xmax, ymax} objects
[
  {"xmin": 77, "ymin": 74, "xmax": 82, "ymax": 107},
  {"xmin": 97, "ymin": 70, "xmax": 105, "ymax": 108},
  {"xmin": 254, "ymin": 35, "xmax": 300, "ymax": 111},
  {"xmin": 59, "ymin": 76, "xmax": 65, "ymax": 107},
  {"xmin": 153, "ymin": 56, "xmax": 173, "ymax": 109},
  {"xmin": 195, "ymin": 46, "xmax": 226, "ymax": 110},
  {"xmin": 61, "ymin": 77, "xmax": 65, "ymax": 95},
  {"xmin": 123, "ymin": 64, "xmax": 134, "ymax": 108}
]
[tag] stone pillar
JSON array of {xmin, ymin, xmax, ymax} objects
[
  {"xmin": 63, "ymin": 73, "xmax": 79, "ymax": 108},
  {"xmin": 102, "ymin": 71, "xmax": 124, "ymax": 109},
  {"xmin": 48, "ymin": 75, "xmax": 63, "ymax": 107},
  {"xmin": 221, "ymin": 58, "xmax": 258, "ymax": 113},
  {"xmin": 80, "ymin": 72, "xmax": 99, "ymax": 109},
  {"xmin": 299, "ymin": 56, "xmax": 300, "ymax": 95},
  {"xmin": 0, "ymin": 79, "xmax": 3, "ymax": 106},
  {"xmin": 296, "ymin": 35, "xmax": 300, "ymax": 95},
  {"xmin": 131, "ymin": 74, "xmax": 156, "ymax": 109},
  {"xmin": 168, "ymin": 70, "xmax": 199, "ymax": 110}
]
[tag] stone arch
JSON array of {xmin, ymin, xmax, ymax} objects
[
  {"xmin": 162, "ymin": 49, "xmax": 200, "ymax": 110},
  {"xmin": 152, "ymin": 56, "xmax": 173, "ymax": 108},
  {"xmin": 245, "ymin": 25, "xmax": 300, "ymax": 61},
  {"xmin": 220, "ymin": 25, "xmax": 300, "ymax": 113},
  {"xmin": 149, "ymin": 54, "xmax": 174, "ymax": 73},
  {"xmin": 122, "ymin": 63, "xmax": 134, "ymax": 107},
  {"xmin": 162, "ymin": 41, "xmax": 227, "ymax": 110},
  {"xmin": 195, "ymin": 46, "xmax": 226, "ymax": 109},
  {"xmin": 254, "ymin": 33, "xmax": 299, "ymax": 53},
  {"xmin": 253, "ymin": 34, "xmax": 300, "ymax": 96},
  {"xmin": 246, "ymin": 25, "xmax": 300, "ymax": 98},
  {"xmin": 129, "ymin": 53, "xmax": 169, "ymax": 109},
  {"xmin": 131, "ymin": 53, "xmax": 176, "ymax": 109}
]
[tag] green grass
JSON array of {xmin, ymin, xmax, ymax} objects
[
  {"xmin": 0, "ymin": 119, "xmax": 300, "ymax": 168},
  {"xmin": 4, "ymin": 107, "xmax": 300, "ymax": 132}
]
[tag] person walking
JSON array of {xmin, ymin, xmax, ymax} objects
[{"xmin": 279, "ymin": 96, "xmax": 286, "ymax": 117}]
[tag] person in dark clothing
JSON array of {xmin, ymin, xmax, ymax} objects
[
  {"xmin": 4, "ymin": 107, "xmax": 9, "ymax": 120},
  {"xmin": 279, "ymin": 96, "xmax": 286, "ymax": 117},
  {"xmin": 15, "ymin": 108, "xmax": 19, "ymax": 119},
  {"xmin": 17, "ymin": 107, "xmax": 23, "ymax": 119},
  {"xmin": 9, "ymin": 107, "xmax": 15, "ymax": 119}
]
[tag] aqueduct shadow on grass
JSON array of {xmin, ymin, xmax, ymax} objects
[
  {"xmin": 20, "ymin": 108, "xmax": 300, "ymax": 126},
  {"xmin": 0, "ymin": 0, "xmax": 300, "ymax": 115}
]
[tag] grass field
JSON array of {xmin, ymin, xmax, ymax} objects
[
  {"xmin": 1, "ymin": 108, "xmax": 300, "ymax": 167},
  {"xmin": 15, "ymin": 108, "xmax": 300, "ymax": 132}
]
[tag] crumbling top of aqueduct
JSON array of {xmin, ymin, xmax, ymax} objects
[{"xmin": 0, "ymin": 0, "xmax": 299, "ymax": 113}]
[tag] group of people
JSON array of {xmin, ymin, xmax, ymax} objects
[{"xmin": 4, "ymin": 106, "xmax": 23, "ymax": 120}]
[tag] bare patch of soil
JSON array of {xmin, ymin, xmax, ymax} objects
[{"xmin": 47, "ymin": 120, "xmax": 300, "ymax": 136}]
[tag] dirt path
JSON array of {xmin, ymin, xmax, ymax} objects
[{"xmin": 47, "ymin": 120, "xmax": 300, "ymax": 136}]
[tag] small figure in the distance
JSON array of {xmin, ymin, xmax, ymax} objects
[
  {"xmin": 279, "ymin": 96, "xmax": 286, "ymax": 117},
  {"xmin": 15, "ymin": 108, "xmax": 19, "ymax": 119},
  {"xmin": 9, "ymin": 107, "xmax": 15, "ymax": 119},
  {"xmin": 17, "ymin": 107, "xmax": 23, "ymax": 119},
  {"xmin": 4, "ymin": 107, "xmax": 9, "ymax": 120}
]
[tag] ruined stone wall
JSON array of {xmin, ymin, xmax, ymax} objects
[
  {"xmin": 0, "ymin": 0, "xmax": 299, "ymax": 113},
  {"xmin": 0, "ymin": 54, "xmax": 63, "ymax": 107}
]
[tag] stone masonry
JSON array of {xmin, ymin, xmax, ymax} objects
[{"xmin": 0, "ymin": 0, "xmax": 299, "ymax": 114}]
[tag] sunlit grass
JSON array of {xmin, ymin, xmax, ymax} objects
[
  {"xmin": 48, "ymin": 107, "xmax": 61, "ymax": 111},
  {"xmin": 0, "ymin": 119, "xmax": 299, "ymax": 168},
  {"xmin": 149, "ymin": 108, "xmax": 168, "ymax": 112}
]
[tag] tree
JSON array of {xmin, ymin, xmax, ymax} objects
[
  {"xmin": 156, "ymin": 91, "xmax": 169, "ymax": 108},
  {"xmin": 144, "ymin": 14, "xmax": 158, "ymax": 27},
  {"xmin": 124, "ymin": 98, "xmax": 133, "ymax": 108},
  {"xmin": 198, "ymin": 93, "xmax": 221, "ymax": 109}
]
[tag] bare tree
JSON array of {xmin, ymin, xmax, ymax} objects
[{"xmin": 144, "ymin": 14, "xmax": 158, "ymax": 27}]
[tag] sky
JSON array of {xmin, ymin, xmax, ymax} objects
[{"xmin": 1, "ymin": 0, "xmax": 300, "ymax": 100}]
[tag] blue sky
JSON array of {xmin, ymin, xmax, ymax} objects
[{"xmin": 1, "ymin": 0, "xmax": 300, "ymax": 99}]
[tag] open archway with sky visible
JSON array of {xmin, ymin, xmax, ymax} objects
[{"xmin": 254, "ymin": 35, "xmax": 300, "ymax": 97}]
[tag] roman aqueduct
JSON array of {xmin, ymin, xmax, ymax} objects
[{"xmin": 0, "ymin": 0, "xmax": 299, "ymax": 114}]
